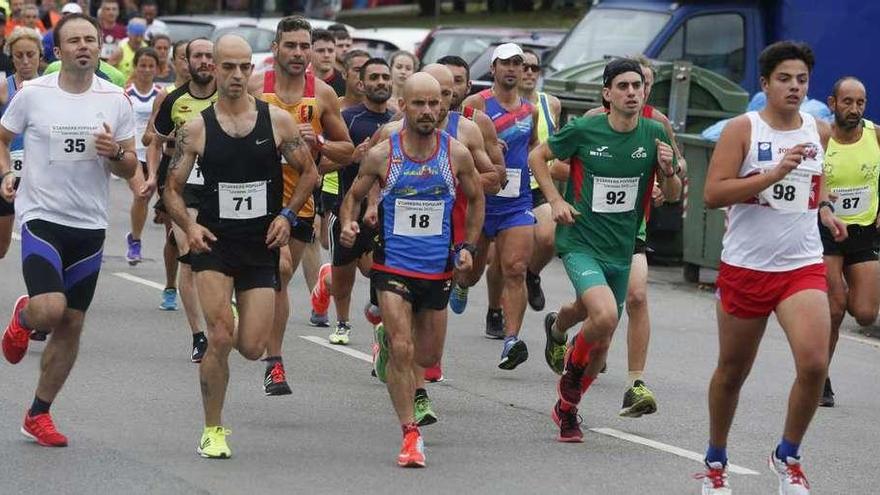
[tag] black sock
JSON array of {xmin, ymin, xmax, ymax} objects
[
  {"xmin": 192, "ymin": 332, "xmax": 206, "ymax": 345},
  {"xmin": 264, "ymin": 356, "xmax": 282, "ymax": 368},
  {"xmin": 29, "ymin": 396, "xmax": 51, "ymax": 416},
  {"xmin": 415, "ymin": 388, "xmax": 427, "ymax": 399}
]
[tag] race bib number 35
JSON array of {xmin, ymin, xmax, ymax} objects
[
  {"xmin": 496, "ymin": 168, "xmax": 522, "ymax": 198},
  {"xmin": 50, "ymin": 124, "xmax": 99, "ymax": 161},
  {"xmin": 393, "ymin": 199, "xmax": 444, "ymax": 236},
  {"xmin": 592, "ymin": 176, "xmax": 639, "ymax": 213},
  {"xmin": 218, "ymin": 181, "xmax": 267, "ymax": 220},
  {"xmin": 759, "ymin": 169, "xmax": 814, "ymax": 212}
]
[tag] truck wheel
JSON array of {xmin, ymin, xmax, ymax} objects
[{"xmin": 683, "ymin": 263, "xmax": 700, "ymax": 283}]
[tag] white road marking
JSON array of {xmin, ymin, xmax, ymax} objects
[
  {"xmin": 840, "ymin": 333, "xmax": 880, "ymax": 349},
  {"xmin": 590, "ymin": 427, "xmax": 759, "ymax": 475},
  {"xmin": 300, "ymin": 335, "xmax": 373, "ymax": 363},
  {"xmin": 112, "ymin": 272, "xmax": 166, "ymax": 291}
]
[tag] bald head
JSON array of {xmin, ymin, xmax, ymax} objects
[
  {"xmin": 422, "ymin": 64, "xmax": 453, "ymax": 88},
  {"xmin": 214, "ymin": 35, "xmax": 253, "ymax": 100},
  {"xmin": 402, "ymin": 73, "xmax": 442, "ymax": 136},
  {"xmin": 214, "ymin": 34, "xmax": 252, "ymax": 62},
  {"xmin": 829, "ymin": 76, "xmax": 867, "ymax": 130},
  {"xmin": 420, "ymin": 64, "xmax": 456, "ymax": 123}
]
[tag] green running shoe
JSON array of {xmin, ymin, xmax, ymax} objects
[
  {"xmin": 197, "ymin": 426, "xmax": 232, "ymax": 459},
  {"xmin": 414, "ymin": 393, "xmax": 438, "ymax": 426},
  {"xmin": 619, "ymin": 380, "xmax": 658, "ymax": 418},
  {"xmin": 373, "ymin": 323, "xmax": 389, "ymax": 383},
  {"xmin": 543, "ymin": 312, "xmax": 565, "ymax": 375}
]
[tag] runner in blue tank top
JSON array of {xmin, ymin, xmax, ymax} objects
[
  {"xmin": 456, "ymin": 43, "xmax": 539, "ymax": 369},
  {"xmin": 338, "ymin": 73, "xmax": 484, "ymax": 468}
]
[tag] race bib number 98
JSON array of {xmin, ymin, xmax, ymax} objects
[
  {"xmin": 50, "ymin": 124, "xmax": 99, "ymax": 161},
  {"xmin": 759, "ymin": 169, "xmax": 814, "ymax": 212},
  {"xmin": 393, "ymin": 199, "xmax": 444, "ymax": 236},
  {"xmin": 591, "ymin": 176, "xmax": 639, "ymax": 213},
  {"xmin": 218, "ymin": 181, "xmax": 267, "ymax": 219},
  {"xmin": 9, "ymin": 150, "xmax": 23, "ymax": 178}
]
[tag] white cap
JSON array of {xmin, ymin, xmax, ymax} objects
[
  {"xmin": 62, "ymin": 3, "xmax": 83, "ymax": 14},
  {"xmin": 491, "ymin": 43, "xmax": 524, "ymax": 63}
]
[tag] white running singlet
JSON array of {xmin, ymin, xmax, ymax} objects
[
  {"xmin": 125, "ymin": 83, "xmax": 162, "ymax": 163},
  {"xmin": 1, "ymin": 72, "xmax": 135, "ymax": 229},
  {"xmin": 721, "ymin": 111, "xmax": 824, "ymax": 271}
]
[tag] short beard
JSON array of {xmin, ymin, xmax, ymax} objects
[
  {"xmin": 190, "ymin": 72, "xmax": 214, "ymax": 85},
  {"xmin": 835, "ymin": 113, "xmax": 862, "ymax": 130},
  {"xmin": 365, "ymin": 90, "xmax": 390, "ymax": 104}
]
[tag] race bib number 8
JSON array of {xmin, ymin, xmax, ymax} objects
[
  {"xmin": 9, "ymin": 150, "xmax": 23, "ymax": 178},
  {"xmin": 50, "ymin": 124, "xmax": 98, "ymax": 161},
  {"xmin": 496, "ymin": 168, "xmax": 522, "ymax": 198},
  {"xmin": 218, "ymin": 181, "xmax": 267, "ymax": 219},
  {"xmin": 591, "ymin": 176, "xmax": 639, "ymax": 213},
  {"xmin": 393, "ymin": 199, "xmax": 444, "ymax": 236},
  {"xmin": 759, "ymin": 169, "xmax": 814, "ymax": 212},
  {"xmin": 833, "ymin": 186, "xmax": 870, "ymax": 216}
]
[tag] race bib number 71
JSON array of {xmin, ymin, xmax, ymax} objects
[{"xmin": 218, "ymin": 181, "xmax": 267, "ymax": 219}]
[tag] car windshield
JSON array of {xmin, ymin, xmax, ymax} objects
[
  {"xmin": 549, "ymin": 9, "xmax": 669, "ymax": 71},
  {"xmin": 163, "ymin": 22, "xmax": 217, "ymax": 42},
  {"xmin": 421, "ymin": 33, "xmax": 504, "ymax": 65}
]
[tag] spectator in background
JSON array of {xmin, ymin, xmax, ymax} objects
[
  {"xmin": 311, "ymin": 28, "xmax": 346, "ymax": 96},
  {"xmin": 119, "ymin": 0, "xmax": 138, "ymax": 23},
  {"xmin": 338, "ymin": 48, "xmax": 369, "ymax": 110},
  {"xmin": 141, "ymin": 0, "xmax": 166, "ymax": 41},
  {"xmin": 110, "ymin": 16, "xmax": 147, "ymax": 79},
  {"xmin": 38, "ymin": 0, "xmax": 62, "ymax": 30},
  {"xmin": 5, "ymin": 1, "xmax": 46, "ymax": 35},
  {"xmin": 388, "ymin": 50, "xmax": 418, "ymax": 112},
  {"xmin": 41, "ymin": 1, "xmax": 81, "ymax": 64},
  {"xmin": 330, "ymin": 27, "xmax": 351, "ymax": 73},
  {"xmin": 0, "ymin": 14, "xmax": 13, "ymax": 76},
  {"xmin": 150, "ymin": 32, "xmax": 174, "ymax": 85},
  {"xmin": 98, "ymin": 0, "xmax": 126, "ymax": 60}
]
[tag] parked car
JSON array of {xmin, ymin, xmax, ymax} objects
[
  {"xmin": 466, "ymin": 32, "xmax": 565, "ymax": 94},
  {"xmin": 351, "ymin": 27, "xmax": 430, "ymax": 59},
  {"xmin": 416, "ymin": 27, "xmax": 565, "ymax": 66}
]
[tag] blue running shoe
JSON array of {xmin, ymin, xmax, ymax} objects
[
  {"xmin": 498, "ymin": 336, "xmax": 528, "ymax": 370},
  {"xmin": 448, "ymin": 284, "xmax": 469, "ymax": 314},
  {"xmin": 159, "ymin": 288, "xmax": 178, "ymax": 311}
]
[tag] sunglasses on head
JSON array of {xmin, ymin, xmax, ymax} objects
[{"xmin": 523, "ymin": 64, "xmax": 541, "ymax": 73}]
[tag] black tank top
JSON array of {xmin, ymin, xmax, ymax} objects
[{"xmin": 197, "ymin": 99, "xmax": 283, "ymax": 240}]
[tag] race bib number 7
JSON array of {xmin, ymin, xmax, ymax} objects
[
  {"xmin": 591, "ymin": 176, "xmax": 639, "ymax": 213},
  {"xmin": 393, "ymin": 199, "xmax": 444, "ymax": 236},
  {"xmin": 218, "ymin": 181, "xmax": 267, "ymax": 219},
  {"xmin": 50, "ymin": 124, "xmax": 99, "ymax": 161}
]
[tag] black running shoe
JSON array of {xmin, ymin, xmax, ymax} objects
[
  {"xmin": 191, "ymin": 335, "xmax": 207, "ymax": 363},
  {"xmin": 819, "ymin": 377, "xmax": 834, "ymax": 407},
  {"xmin": 29, "ymin": 330, "xmax": 48, "ymax": 341},
  {"xmin": 526, "ymin": 270, "xmax": 546, "ymax": 311},
  {"xmin": 264, "ymin": 361, "xmax": 293, "ymax": 396},
  {"xmin": 485, "ymin": 308, "xmax": 505, "ymax": 339}
]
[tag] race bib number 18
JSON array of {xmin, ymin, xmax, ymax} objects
[
  {"xmin": 393, "ymin": 199, "xmax": 444, "ymax": 236},
  {"xmin": 591, "ymin": 176, "xmax": 639, "ymax": 213},
  {"xmin": 49, "ymin": 124, "xmax": 99, "ymax": 161},
  {"xmin": 218, "ymin": 181, "xmax": 267, "ymax": 219}
]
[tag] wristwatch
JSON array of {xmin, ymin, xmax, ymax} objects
[
  {"xmin": 278, "ymin": 207, "xmax": 298, "ymax": 228},
  {"xmin": 315, "ymin": 134, "xmax": 326, "ymax": 150},
  {"xmin": 818, "ymin": 200, "xmax": 835, "ymax": 213},
  {"xmin": 455, "ymin": 242, "xmax": 477, "ymax": 256},
  {"xmin": 111, "ymin": 145, "xmax": 125, "ymax": 161}
]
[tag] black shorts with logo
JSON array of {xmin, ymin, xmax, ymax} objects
[
  {"xmin": 190, "ymin": 237, "xmax": 280, "ymax": 291},
  {"xmin": 820, "ymin": 222, "xmax": 879, "ymax": 266},
  {"xmin": 292, "ymin": 216, "xmax": 315, "ymax": 244},
  {"xmin": 329, "ymin": 213, "xmax": 375, "ymax": 267},
  {"xmin": 372, "ymin": 270, "xmax": 452, "ymax": 313}
]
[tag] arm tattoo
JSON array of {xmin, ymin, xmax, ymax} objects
[
  {"xmin": 168, "ymin": 125, "xmax": 189, "ymax": 170},
  {"xmin": 280, "ymin": 134, "xmax": 305, "ymax": 155}
]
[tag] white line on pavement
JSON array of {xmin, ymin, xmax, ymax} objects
[
  {"xmin": 590, "ymin": 427, "xmax": 759, "ymax": 475},
  {"xmin": 112, "ymin": 272, "xmax": 165, "ymax": 291},
  {"xmin": 300, "ymin": 335, "xmax": 373, "ymax": 363},
  {"xmin": 840, "ymin": 333, "xmax": 880, "ymax": 349}
]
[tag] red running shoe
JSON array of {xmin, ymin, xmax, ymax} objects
[
  {"xmin": 21, "ymin": 411, "xmax": 68, "ymax": 447},
  {"xmin": 551, "ymin": 399, "xmax": 583, "ymax": 443},
  {"xmin": 3, "ymin": 295, "xmax": 31, "ymax": 364},
  {"xmin": 424, "ymin": 362, "xmax": 444, "ymax": 383},
  {"xmin": 364, "ymin": 302, "xmax": 382, "ymax": 325},
  {"xmin": 557, "ymin": 346, "xmax": 587, "ymax": 407},
  {"xmin": 310, "ymin": 263, "xmax": 332, "ymax": 316},
  {"xmin": 397, "ymin": 425, "xmax": 426, "ymax": 468}
]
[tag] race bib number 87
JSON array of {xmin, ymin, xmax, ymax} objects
[
  {"xmin": 393, "ymin": 199, "xmax": 444, "ymax": 236},
  {"xmin": 50, "ymin": 124, "xmax": 99, "ymax": 161}
]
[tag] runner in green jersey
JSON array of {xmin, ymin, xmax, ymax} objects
[{"xmin": 528, "ymin": 58, "xmax": 680, "ymax": 442}]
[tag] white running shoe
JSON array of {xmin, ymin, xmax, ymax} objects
[
  {"xmin": 769, "ymin": 453, "xmax": 810, "ymax": 494},
  {"xmin": 697, "ymin": 461, "xmax": 732, "ymax": 494}
]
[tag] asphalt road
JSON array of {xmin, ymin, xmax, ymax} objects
[{"xmin": 0, "ymin": 180, "xmax": 877, "ymax": 494}]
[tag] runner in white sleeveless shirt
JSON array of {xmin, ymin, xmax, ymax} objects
[{"xmin": 698, "ymin": 41, "xmax": 846, "ymax": 495}]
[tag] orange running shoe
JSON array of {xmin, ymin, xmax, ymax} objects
[
  {"xmin": 3, "ymin": 295, "xmax": 31, "ymax": 364},
  {"xmin": 21, "ymin": 411, "xmax": 68, "ymax": 447},
  {"xmin": 424, "ymin": 362, "xmax": 443, "ymax": 383},
  {"xmin": 310, "ymin": 263, "xmax": 332, "ymax": 317},
  {"xmin": 397, "ymin": 424, "xmax": 426, "ymax": 468}
]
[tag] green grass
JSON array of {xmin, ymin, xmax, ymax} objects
[{"xmin": 338, "ymin": 5, "xmax": 586, "ymax": 29}]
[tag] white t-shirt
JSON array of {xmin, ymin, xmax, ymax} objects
[
  {"xmin": 125, "ymin": 83, "xmax": 162, "ymax": 162},
  {"xmin": 1, "ymin": 72, "xmax": 135, "ymax": 230}
]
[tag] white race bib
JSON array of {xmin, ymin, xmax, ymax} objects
[
  {"xmin": 187, "ymin": 161, "xmax": 204, "ymax": 185},
  {"xmin": 591, "ymin": 176, "xmax": 640, "ymax": 213},
  {"xmin": 218, "ymin": 181, "xmax": 267, "ymax": 219},
  {"xmin": 9, "ymin": 150, "xmax": 23, "ymax": 178},
  {"xmin": 759, "ymin": 169, "xmax": 814, "ymax": 212},
  {"xmin": 833, "ymin": 186, "xmax": 871, "ymax": 216},
  {"xmin": 393, "ymin": 199, "xmax": 444, "ymax": 236},
  {"xmin": 49, "ymin": 124, "xmax": 99, "ymax": 161},
  {"xmin": 496, "ymin": 168, "xmax": 521, "ymax": 198}
]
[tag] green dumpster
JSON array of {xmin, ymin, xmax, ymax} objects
[{"xmin": 679, "ymin": 134, "xmax": 726, "ymax": 283}]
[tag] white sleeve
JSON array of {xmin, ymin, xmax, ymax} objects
[
  {"xmin": 0, "ymin": 86, "xmax": 28, "ymax": 134},
  {"xmin": 114, "ymin": 93, "xmax": 136, "ymax": 141}
]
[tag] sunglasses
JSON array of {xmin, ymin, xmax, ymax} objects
[{"xmin": 523, "ymin": 64, "xmax": 541, "ymax": 73}]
